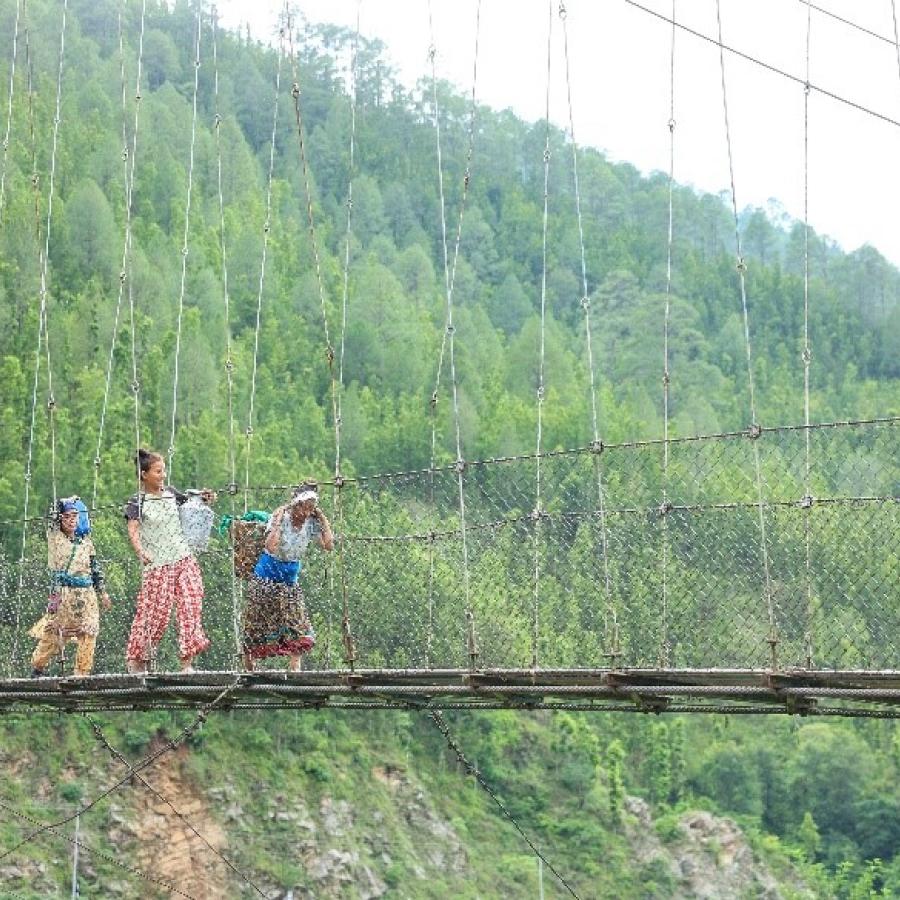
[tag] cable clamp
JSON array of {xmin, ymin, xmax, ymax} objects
[
  {"xmin": 801, "ymin": 346, "xmax": 812, "ymax": 364},
  {"xmin": 543, "ymin": 148, "xmax": 551, "ymax": 163},
  {"xmin": 735, "ymin": 257, "xmax": 748, "ymax": 273},
  {"xmin": 454, "ymin": 458, "xmax": 466, "ymax": 475},
  {"xmin": 558, "ymin": 1, "xmax": 567, "ymax": 19},
  {"xmin": 181, "ymin": 245, "xmax": 189, "ymax": 257},
  {"xmin": 746, "ymin": 423, "xmax": 762, "ymax": 440},
  {"xmin": 428, "ymin": 44, "xmax": 436, "ymax": 62},
  {"xmin": 430, "ymin": 390, "xmax": 438, "ymax": 408},
  {"xmin": 529, "ymin": 506, "xmax": 547, "ymax": 522},
  {"xmin": 536, "ymin": 385, "xmax": 545, "ymax": 401},
  {"xmin": 334, "ymin": 475, "xmax": 345, "ymax": 489},
  {"xmin": 93, "ymin": 456, "xmax": 101, "ymax": 469},
  {"xmin": 589, "ymin": 439, "xmax": 604, "ymax": 455},
  {"xmin": 131, "ymin": 380, "xmax": 140, "ymax": 394},
  {"xmin": 227, "ymin": 482, "xmax": 238, "ymax": 496},
  {"xmin": 224, "ymin": 357, "xmax": 234, "ymax": 372},
  {"xmin": 662, "ymin": 371, "xmax": 670, "ymax": 386},
  {"xmin": 325, "ymin": 345, "xmax": 335, "ymax": 365},
  {"xmin": 263, "ymin": 220, "xmax": 270, "ymax": 234},
  {"xmin": 668, "ymin": 117, "xmax": 676, "ymax": 132},
  {"xmin": 46, "ymin": 394, "xmax": 56, "ymax": 411},
  {"xmin": 119, "ymin": 271, "xmax": 127, "ymax": 284},
  {"xmin": 799, "ymin": 495, "xmax": 814, "ymax": 509},
  {"xmin": 121, "ymin": 147, "xmax": 129, "ymax": 161},
  {"xmin": 446, "ymin": 323, "xmax": 455, "ymax": 336},
  {"xmin": 291, "ymin": 83, "xmax": 300, "ymax": 99},
  {"xmin": 167, "ymin": 445, "xmax": 176, "ymax": 457},
  {"xmin": 31, "ymin": 172, "xmax": 39, "ymax": 187},
  {"xmin": 658, "ymin": 501, "xmax": 673, "ymax": 517},
  {"xmin": 803, "ymin": 81, "xmax": 811, "ymax": 97},
  {"xmin": 580, "ymin": 295, "xmax": 591, "ymax": 311}
]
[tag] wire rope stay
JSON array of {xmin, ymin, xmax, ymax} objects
[
  {"xmin": 0, "ymin": 0, "xmax": 22, "ymax": 226},
  {"xmin": 0, "ymin": 677, "xmax": 240, "ymax": 863},
  {"xmin": 166, "ymin": 3, "xmax": 203, "ymax": 478},
  {"xmin": 425, "ymin": 0, "xmax": 480, "ymax": 667},
  {"xmin": 0, "ymin": 799, "xmax": 200, "ymax": 900},
  {"xmin": 714, "ymin": 0, "xmax": 777, "ymax": 665},
  {"xmin": 91, "ymin": 0, "xmax": 148, "ymax": 507},
  {"xmin": 429, "ymin": 711, "xmax": 582, "ymax": 899},
  {"xmin": 84, "ymin": 712, "xmax": 266, "ymax": 896}
]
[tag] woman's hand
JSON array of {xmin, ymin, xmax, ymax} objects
[
  {"xmin": 101, "ymin": 592, "xmax": 112, "ymax": 611},
  {"xmin": 201, "ymin": 489, "xmax": 217, "ymax": 505},
  {"xmin": 139, "ymin": 551, "xmax": 152, "ymax": 566}
]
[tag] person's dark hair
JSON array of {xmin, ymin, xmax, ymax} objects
[
  {"xmin": 135, "ymin": 448, "xmax": 162, "ymax": 477},
  {"xmin": 295, "ymin": 479, "xmax": 319, "ymax": 495}
]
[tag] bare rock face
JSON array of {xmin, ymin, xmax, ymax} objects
[{"xmin": 624, "ymin": 797, "xmax": 806, "ymax": 900}]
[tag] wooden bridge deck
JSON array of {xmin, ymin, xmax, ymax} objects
[{"xmin": 3, "ymin": 668, "xmax": 900, "ymax": 715}]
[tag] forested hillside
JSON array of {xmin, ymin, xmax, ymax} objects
[{"xmin": 0, "ymin": 0, "xmax": 899, "ymax": 896}]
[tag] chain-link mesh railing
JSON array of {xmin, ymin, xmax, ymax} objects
[{"xmin": 0, "ymin": 419, "xmax": 896, "ymax": 678}]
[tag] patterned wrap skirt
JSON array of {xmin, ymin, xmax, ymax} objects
[{"xmin": 242, "ymin": 575, "xmax": 315, "ymax": 659}]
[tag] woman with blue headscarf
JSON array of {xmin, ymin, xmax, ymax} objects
[{"xmin": 30, "ymin": 497, "xmax": 111, "ymax": 677}]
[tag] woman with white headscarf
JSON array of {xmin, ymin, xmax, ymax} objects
[{"xmin": 241, "ymin": 480, "xmax": 334, "ymax": 671}]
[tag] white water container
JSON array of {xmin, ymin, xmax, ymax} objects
[{"xmin": 179, "ymin": 491, "xmax": 214, "ymax": 552}]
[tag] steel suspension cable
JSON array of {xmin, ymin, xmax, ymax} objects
[
  {"xmin": 92, "ymin": 0, "xmax": 147, "ymax": 508},
  {"xmin": 802, "ymin": 1, "xmax": 815, "ymax": 667},
  {"xmin": 167, "ymin": 4, "xmax": 203, "ymax": 478},
  {"xmin": 625, "ymin": 0, "xmax": 900, "ymax": 130},
  {"xmin": 531, "ymin": 0, "xmax": 553, "ymax": 670},
  {"xmin": 243, "ymin": 18, "xmax": 286, "ymax": 505},
  {"xmin": 559, "ymin": 0, "xmax": 618, "ymax": 664},
  {"xmin": 0, "ymin": 0, "xmax": 21, "ymax": 226},
  {"xmin": 425, "ymin": 0, "xmax": 482, "ymax": 665},
  {"xmin": 12, "ymin": 0, "xmax": 68, "ymax": 675},
  {"xmin": 658, "ymin": 0, "xmax": 676, "ymax": 667},
  {"xmin": 714, "ymin": 0, "xmax": 777, "ymax": 664},
  {"xmin": 426, "ymin": 0, "xmax": 478, "ymax": 666},
  {"xmin": 331, "ymin": 1, "xmax": 362, "ymax": 668},
  {"xmin": 285, "ymin": 15, "xmax": 353, "ymax": 663},
  {"xmin": 800, "ymin": 0, "xmax": 898, "ymax": 47},
  {"xmin": 210, "ymin": 5, "xmax": 242, "ymax": 664}
]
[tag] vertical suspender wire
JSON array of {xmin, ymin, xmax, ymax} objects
[
  {"xmin": 425, "ymin": 0, "xmax": 482, "ymax": 667},
  {"xmin": 331, "ymin": 0, "xmax": 362, "ymax": 669},
  {"xmin": 166, "ymin": 5, "xmax": 202, "ymax": 479},
  {"xmin": 714, "ymin": 0, "xmax": 777, "ymax": 666},
  {"xmin": 37, "ymin": 0, "xmax": 68, "ymax": 507},
  {"xmin": 559, "ymin": 0, "xmax": 618, "ymax": 665},
  {"xmin": 0, "ymin": 0, "xmax": 21, "ymax": 226},
  {"xmin": 284, "ymin": 18, "xmax": 354, "ymax": 665},
  {"xmin": 12, "ymin": 0, "xmax": 68, "ymax": 675},
  {"xmin": 427, "ymin": 0, "xmax": 479, "ymax": 667},
  {"xmin": 126, "ymin": 1, "xmax": 146, "ymax": 484},
  {"xmin": 244, "ymin": 19, "xmax": 285, "ymax": 509},
  {"xmin": 92, "ymin": 0, "xmax": 146, "ymax": 508},
  {"xmin": 211, "ymin": 6, "xmax": 242, "ymax": 664},
  {"xmin": 530, "ymin": 0, "xmax": 553, "ymax": 671},
  {"xmin": 802, "ymin": 2, "xmax": 814, "ymax": 667},
  {"xmin": 658, "ymin": 0, "xmax": 676, "ymax": 667}
]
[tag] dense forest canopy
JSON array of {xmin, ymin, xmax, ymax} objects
[{"xmin": 0, "ymin": 0, "xmax": 897, "ymax": 521}]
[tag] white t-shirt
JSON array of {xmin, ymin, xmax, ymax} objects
[{"xmin": 124, "ymin": 488, "xmax": 192, "ymax": 569}]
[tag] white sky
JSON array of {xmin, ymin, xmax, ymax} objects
[{"xmin": 217, "ymin": 0, "xmax": 900, "ymax": 267}]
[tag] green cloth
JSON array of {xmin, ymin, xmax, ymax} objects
[{"xmin": 217, "ymin": 509, "xmax": 271, "ymax": 537}]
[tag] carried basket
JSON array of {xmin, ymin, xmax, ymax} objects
[{"xmin": 230, "ymin": 520, "xmax": 266, "ymax": 579}]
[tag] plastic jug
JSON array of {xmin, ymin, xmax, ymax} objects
[{"xmin": 179, "ymin": 491, "xmax": 214, "ymax": 552}]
